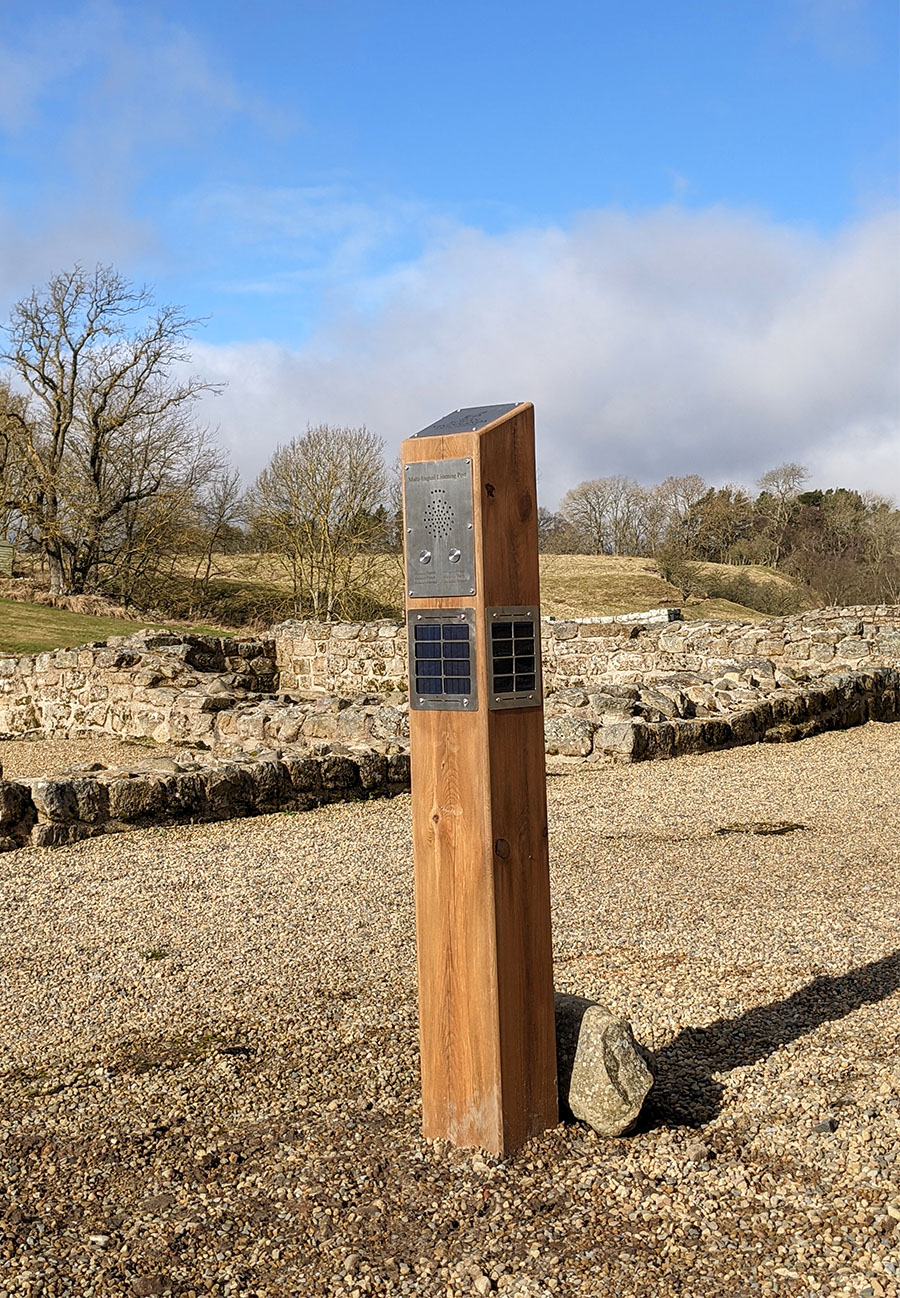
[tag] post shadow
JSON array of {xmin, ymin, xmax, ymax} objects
[{"xmin": 643, "ymin": 948, "xmax": 900, "ymax": 1128}]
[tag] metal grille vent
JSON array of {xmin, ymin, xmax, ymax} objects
[
  {"xmin": 408, "ymin": 610, "xmax": 477, "ymax": 711},
  {"xmin": 488, "ymin": 608, "xmax": 541, "ymax": 709},
  {"xmin": 423, "ymin": 489, "xmax": 454, "ymax": 539}
]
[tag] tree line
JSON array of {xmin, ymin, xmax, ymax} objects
[
  {"xmin": 1, "ymin": 265, "xmax": 897, "ymax": 624},
  {"xmin": 547, "ymin": 468, "xmax": 900, "ymax": 606}
]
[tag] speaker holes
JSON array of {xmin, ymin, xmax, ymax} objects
[{"xmin": 423, "ymin": 489, "xmax": 454, "ymax": 539}]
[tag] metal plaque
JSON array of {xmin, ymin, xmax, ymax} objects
[
  {"xmin": 408, "ymin": 609, "xmax": 478, "ymax": 711},
  {"xmin": 486, "ymin": 607, "xmax": 542, "ymax": 710},
  {"xmin": 414, "ymin": 403, "xmax": 520, "ymax": 439},
  {"xmin": 404, "ymin": 457, "xmax": 476, "ymax": 598}
]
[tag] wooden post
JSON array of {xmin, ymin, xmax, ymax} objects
[{"xmin": 401, "ymin": 402, "xmax": 557, "ymax": 1156}]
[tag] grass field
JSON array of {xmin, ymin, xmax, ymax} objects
[
  {"xmin": 173, "ymin": 552, "xmax": 804, "ymax": 623},
  {"xmin": 0, "ymin": 554, "xmax": 808, "ymax": 654},
  {"xmin": 0, "ymin": 598, "xmax": 229, "ymax": 656}
]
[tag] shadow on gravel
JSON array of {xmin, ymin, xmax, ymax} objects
[{"xmin": 646, "ymin": 947, "xmax": 900, "ymax": 1128}]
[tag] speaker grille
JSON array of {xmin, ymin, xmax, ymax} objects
[{"xmin": 422, "ymin": 488, "xmax": 454, "ymax": 539}]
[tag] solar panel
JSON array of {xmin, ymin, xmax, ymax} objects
[
  {"xmin": 487, "ymin": 608, "xmax": 541, "ymax": 709},
  {"xmin": 408, "ymin": 610, "xmax": 477, "ymax": 710}
]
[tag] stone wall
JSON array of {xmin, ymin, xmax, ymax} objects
[
  {"xmin": 542, "ymin": 606, "xmax": 900, "ymax": 691},
  {"xmin": 0, "ymin": 748, "xmax": 411, "ymax": 853},
  {"xmin": 0, "ymin": 607, "xmax": 897, "ymax": 831},
  {"xmin": 0, "ymin": 630, "xmax": 278, "ymax": 747},
  {"xmin": 0, "ymin": 629, "xmax": 410, "ymax": 756},
  {"xmin": 273, "ymin": 607, "xmax": 900, "ymax": 695},
  {"xmin": 553, "ymin": 667, "xmax": 900, "ymax": 762}
]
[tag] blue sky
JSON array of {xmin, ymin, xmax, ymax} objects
[{"xmin": 0, "ymin": 0, "xmax": 897, "ymax": 501}]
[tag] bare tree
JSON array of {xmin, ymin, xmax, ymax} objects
[
  {"xmin": 537, "ymin": 507, "xmax": 580, "ymax": 553},
  {"xmin": 249, "ymin": 424, "xmax": 389, "ymax": 619},
  {"xmin": 1, "ymin": 264, "xmax": 222, "ymax": 593},
  {"xmin": 0, "ymin": 378, "xmax": 29, "ymax": 544},
  {"xmin": 756, "ymin": 462, "xmax": 808, "ymax": 565},
  {"xmin": 560, "ymin": 476, "xmax": 647, "ymax": 555},
  {"xmin": 560, "ymin": 479, "xmax": 611, "ymax": 553},
  {"xmin": 863, "ymin": 496, "xmax": 900, "ymax": 603},
  {"xmin": 656, "ymin": 474, "xmax": 708, "ymax": 548},
  {"xmin": 634, "ymin": 483, "xmax": 672, "ymax": 555},
  {"xmin": 189, "ymin": 466, "xmax": 246, "ymax": 601}
]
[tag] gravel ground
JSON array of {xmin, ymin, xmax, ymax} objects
[
  {"xmin": 0, "ymin": 723, "xmax": 898, "ymax": 1298},
  {"xmin": 0, "ymin": 738, "xmax": 182, "ymax": 780}
]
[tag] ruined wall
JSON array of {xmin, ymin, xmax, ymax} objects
[
  {"xmin": 1, "ymin": 609, "xmax": 897, "ymax": 780},
  {"xmin": 0, "ymin": 630, "xmax": 409, "ymax": 755},
  {"xmin": 273, "ymin": 607, "xmax": 900, "ymax": 695},
  {"xmin": 0, "ymin": 631, "xmax": 278, "ymax": 747},
  {"xmin": 0, "ymin": 748, "xmax": 411, "ymax": 853}
]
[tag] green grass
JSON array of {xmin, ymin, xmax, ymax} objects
[{"xmin": 0, "ymin": 597, "xmax": 229, "ymax": 655}]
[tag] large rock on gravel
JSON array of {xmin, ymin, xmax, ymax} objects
[
  {"xmin": 592, "ymin": 719, "xmax": 649, "ymax": 762},
  {"xmin": 543, "ymin": 716, "xmax": 595, "ymax": 756},
  {"xmin": 555, "ymin": 993, "xmax": 653, "ymax": 1137},
  {"xmin": 0, "ymin": 779, "xmax": 36, "ymax": 847}
]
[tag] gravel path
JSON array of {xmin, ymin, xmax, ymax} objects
[
  {"xmin": 0, "ymin": 738, "xmax": 181, "ymax": 780},
  {"xmin": 1, "ymin": 723, "xmax": 898, "ymax": 1297}
]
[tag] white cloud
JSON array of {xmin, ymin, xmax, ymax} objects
[{"xmin": 189, "ymin": 204, "xmax": 900, "ymax": 507}]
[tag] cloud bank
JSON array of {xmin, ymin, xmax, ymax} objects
[{"xmin": 191, "ymin": 204, "xmax": 900, "ymax": 506}]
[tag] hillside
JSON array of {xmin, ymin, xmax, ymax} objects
[
  {"xmin": 0, "ymin": 555, "xmax": 810, "ymax": 655},
  {"xmin": 0, "ymin": 598, "xmax": 228, "ymax": 656}
]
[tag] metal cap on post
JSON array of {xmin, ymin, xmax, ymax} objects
[{"xmin": 401, "ymin": 402, "xmax": 557, "ymax": 1156}]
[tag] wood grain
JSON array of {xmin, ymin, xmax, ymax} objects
[{"xmin": 403, "ymin": 404, "xmax": 557, "ymax": 1154}]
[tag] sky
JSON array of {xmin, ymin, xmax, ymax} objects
[{"xmin": 0, "ymin": 0, "xmax": 897, "ymax": 505}]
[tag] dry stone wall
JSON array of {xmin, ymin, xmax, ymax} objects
[
  {"xmin": 0, "ymin": 749, "xmax": 410, "ymax": 853},
  {"xmin": 273, "ymin": 607, "xmax": 900, "ymax": 695},
  {"xmin": 0, "ymin": 629, "xmax": 409, "ymax": 755},
  {"xmin": 0, "ymin": 605, "xmax": 898, "ymax": 852},
  {"xmin": 0, "ymin": 631, "xmax": 279, "ymax": 747}
]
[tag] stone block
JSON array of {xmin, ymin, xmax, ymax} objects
[
  {"xmin": 106, "ymin": 777, "xmax": 168, "ymax": 822},
  {"xmin": 282, "ymin": 756, "xmax": 322, "ymax": 793},
  {"xmin": 31, "ymin": 822, "xmax": 93, "ymax": 847},
  {"xmin": 29, "ymin": 778, "xmax": 79, "ymax": 822},
  {"xmin": 204, "ymin": 766, "xmax": 257, "ymax": 818},
  {"xmin": 355, "ymin": 752, "xmax": 388, "ymax": 789},
  {"xmin": 69, "ymin": 778, "xmax": 109, "ymax": 824},
  {"xmin": 247, "ymin": 759, "xmax": 283, "ymax": 810},
  {"xmin": 543, "ymin": 716, "xmax": 595, "ymax": 757},
  {"xmin": 0, "ymin": 780, "xmax": 35, "ymax": 837},
  {"xmin": 642, "ymin": 721, "xmax": 676, "ymax": 759},
  {"xmin": 555, "ymin": 993, "xmax": 653, "ymax": 1137},
  {"xmin": 549, "ymin": 688, "xmax": 589, "ymax": 707},
  {"xmin": 387, "ymin": 752, "xmax": 411, "ymax": 786},
  {"xmin": 164, "ymin": 771, "xmax": 209, "ymax": 819},
  {"xmin": 321, "ymin": 755, "xmax": 359, "ymax": 790},
  {"xmin": 549, "ymin": 621, "xmax": 579, "ymax": 640},
  {"xmin": 671, "ymin": 719, "xmax": 706, "ymax": 755},
  {"xmin": 593, "ymin": 720, "xmax": 649, "ymax": 762}
]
